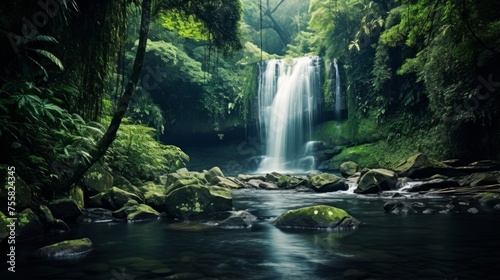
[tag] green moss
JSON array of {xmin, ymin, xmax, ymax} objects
[
  {"xmin": 208, "ymin": 186, "xmax": 232, "ymax": 200},
  {"xmin": 273, "ymin": 205, "xmax": 359, "ymax": 230}
]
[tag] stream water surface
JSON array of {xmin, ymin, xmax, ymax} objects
[{"xmin": 8, "ymin": 189, "xmax": 500, "ymax": 280}]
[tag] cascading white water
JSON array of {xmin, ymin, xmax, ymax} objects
[
  {"xmin": 333, "ymin": 58, "xmax": 341, "ymax": 120},
  {"xmin": 257, "ymin": 56, "xmax": 321, "ymax": 173}
]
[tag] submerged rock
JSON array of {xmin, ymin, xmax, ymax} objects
[
  {"xmin": 78, "ymin": 208, "xmax": 115, "ymax": 223},
  {"xmin": 307, "ymin": 173, "xmax": 347, "ymax": 192},
  {"xmin": 474, "ymin": 193, "xmax": 500, "ymax": 206},
  {"xmin": 34, "ymin": 238, "xmax": 93, "ymax": 259},
  {"xmin": 355, "ymin": 169, "xmax": 398, "ymax": 194},
  {"xmin": 273, "ymin": 205, "xmax": 360, "ymax": 230},
  {"xmin": 340, "ymin": 161, "xmax": 358, "ymax": 178},
  {"xmin": 201, "ymin": 211, "xmax": 257, "ymax": 228},
  {"xmin": 165, "ymin": 185, "xmax": 232, "ymax": 219}
]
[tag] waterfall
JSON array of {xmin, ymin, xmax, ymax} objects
[
  {"xmin": 333, "ymin": 58, "xmax": 341, "ymax": 120},
  {"xmin": 257, "ymin": 56, "xmax": 321, "ymax": 173}
]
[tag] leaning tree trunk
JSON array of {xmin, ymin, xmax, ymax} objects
[{"xmin": 57, "ymin": 0, "xmax": 152, "ymax": 192}]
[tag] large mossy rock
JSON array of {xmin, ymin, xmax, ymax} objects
[
  {"xmin": 47, "ymin": 198, "xmax": 82, "ymax": 222},
  {"xmin": 34, "ymin": 238, "xmax": 93, "ymax": 259},
  {"xmin": 394, "ymin": 153, "xmax": 452, "ymax": 179},
  {"xmin": 38, "ymin": 205, "xmax": 56, "ymax": 227},
  {"xmin": 355, "ymin": 169, "xmax": 398, "ymax": 194},
  {"xmin": 165, "ymin": 185, "xmax": 232, "ymax": 219},
  {"xmin": 113, "ymin": 202, "xmax": 160, "ymax": 221},
  {"xmin": 273, "ymin": 205, "xmax": 360, "ymax": 230},
  {"xmin": 308, "ymin": 173, "xmax": 348, "ymax": 193},
  {"xmin": 83, "ymin": 165, "xmax": 114, "ymax": 195},
  {"xmin": 340, "ymin": 161, "xmax": 358, "ymax": 178},
  {"xmin": 101, "ymin": 187, "xmax": 142, "ymax": 211},
  {"xmin": 69, "ymin": 186, "xmax": 85, "ymax": 209},
  {"xmin": 277, "ymin": 175, "xmax": 306, "ymax": 189},
  {"xmin": 211, "ymin": 176, "xmax": 244, "ymax": 189},
  {"xmin": 16, "ymin": 208, "xmax": 44, "ymax": 238}
]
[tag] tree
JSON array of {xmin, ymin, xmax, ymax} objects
[{"xmin": 58, "ymin": 0, "xmax": 243, "ymax": 192}]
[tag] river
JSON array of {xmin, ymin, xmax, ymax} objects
[{"xmin": 9, "ymin": 189, "xmax": 500, "ymax": 279}]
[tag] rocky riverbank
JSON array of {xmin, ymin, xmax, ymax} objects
[{"xmin": 2, "ymin": 153, "xmax": 500, "ymax": 259}]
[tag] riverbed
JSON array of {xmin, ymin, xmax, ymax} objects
[{"xmin": 9, "ymin": 189, "xmax": 500, "ymax": 279}]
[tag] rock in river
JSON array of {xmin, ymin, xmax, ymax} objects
[
  {"xmin": 34, "ymin": 238, "xmax": 93, "ymax": 259},
  {"xmin": 273, "ymin": 205, "xmax": 360, "ymax": 230},
  {"xmin": 165, "ymin": 185, "xmax": 232, "ymax": 219},
  {"xmin": 307, "ymin": 173, "xmax": 348, "ymax": 192},
  {"xmin": 355, "ymin": 169, "xmax": 398, "ymax": 194}
]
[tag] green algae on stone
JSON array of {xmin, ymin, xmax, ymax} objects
[
  {"xmin": 273, "ymin": 205, "xmax": 360, "ymax": 230},
  {"xmin": 34, "ymin": 238, "xmax": 93, "ymax": 259}
]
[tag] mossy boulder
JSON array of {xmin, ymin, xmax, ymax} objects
[
  {"xmin": 101, "ymin": 187, "xmax": 142, "ymax": 211},
  {"xmin": 406, "ymin": 179, "xmax": 459, "ymax": 192},
  {"xmin": 277, "ymin": 175, "xmax": 306, "ymax": 189},
  {"xmin": 16, "ymin": 208, "xmax": 44, "ymax": 238},
  {"xmin": 355, "ymin": 169, "xmax": 398, "ymax": 194},
  {"xmin": 165, "ymin": 185, "xmax": 232, "ymax": 219},
  {"xmin": 308, "ymin": 173, "xmax": 348, "ymax": 193},
  {"xmin": 69, "ymin": 186, "xmax": 85, "ymax": 209},
  {"xmin": 34, "ymin": 238, "xmax": 93, "ymax": 259},
  {"xmin": 144, "ymin": 191, "xmax": 167, "ymax": 212},
  {"xmin": 204, "ymin": 166, "xmax": 224, "ymax": 184},
  {"xmin": 113, "ymin": 203, "xmax": 160, "ymax": 221},
  {"xmin": 47, "ymin": 198, "xmax": 82, "ymax": 222},
  {"xmin": 38, "ymin": 205, "xmax": 55, "ymax": 227},
  {"xmin": 273, "ymin": 205, "xmax": 360, "ymax": 230},
  {"xmin": 83, "ymin": 164, "xmax": 114, "ymax": 195},
  {"xmin": 340, "ymin": 161, "xmax": 358, "ymax": 178},
  {"xmin": 394, "ymin": 153, "xmax": 451, "ymax": 178},
  {"xmin": 265, "ymin": 172, "xmax": 283, "ymax": 183}
]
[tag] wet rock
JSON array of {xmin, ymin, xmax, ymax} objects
[
  {"xmin": 212, "ymin": 176, "xmax": 244, "ymax": 189},
  {"xmin": 87, "ymin": 193, "xmax": 105, "ymax": 208},
  {"xmin": 277, "ymin": 175, "xmax": 306, "ymax": 189},
  {"xmin": 34, "ymin": 238, "xmax": 93, "ymax": 259},
  {"xmin": 407, "ymin": 179, "xmax": 459, "ymax": 192},
  {"xmin": 423, "ymin": 208, "xmax": 435, "ymax": 214},
  {"xmin": 204, "ymin": 166, "xmax": 224, "ymax": 184},
  {"xmin": 201, "ymin": 211, "xmax": 257, "ymax": 228},
  {"xmin": 78, "ymin": 208, "xmax": 114, "ymax": 223},
  {"xmin": 113, "ymin": 203, "xmax": 160, "ymax": 221},
  {"xmin": 83, "ymin": 164, "xmax": 113, "ymax": 195},
  {"xmin": 101, "ymin": 187, "xmax": 142, "ymax": 211},
  {"xmin": 467, "ymin": 207, "xmax": 479, "ymax": 214},
  {"xmin": 340, "ymin": 161, "xmax": 358, "ymax": 178},
  {"xmin": 47, "ymin": 198, "xmax": 82, "ymax": 222},
  {"xmin": 265, "ymin": 172, "xmax": 283, "ymax": 183},
  {"xmin": 166, "ymin": 273, "xmax": 204, "ymax": 279},
  {"xmin": 165, "ymin": 185, "xmax": 232, "ymax": 219},
  {"xmin": 144, "ymin": 191, "xmax": 167, "ymax": 212},
  {"xmin": 295, "ymin": 186, "xmax": 314, "ymax": 192},
  {"xmin": 459, "ymin": 172, "xmax": 499, "ymax": 187},
  {"xmin": 494, "ymin": 204, "xmax": 500, "ymax": 211},
  {"xmin": 38, "ymin": 205, "xmax": 55, "ymax": 227},
  {"xmin": 273, "ymin": 205, "xmax": 360, "ymax": 230},
  {"xmin": 474, "ymin": 193, "xmax": 500, "ymax": 206},
  {"xmin": 237, "ymin": 174, "xmax": 266, "ymax": 181},
  {"xmin": 69, "ymin": 186, "xmax": 85, "ymax": 209},
  {"xmin": 394, "ymin": 153, "xmax": 455, "ymax": 179},
  {"xmin": 383, "ymin": 201, "xmax": 403, "ymax": 212},
  {"xmin": 355, "ymin": 169, "xmax": 398, "ymax": 194},
  {"xmin": 307, "ymin": 173, "xmax": 348, "ymax": 192},
  {"xmin": 245, "ymin": 179, "xmax": 263, "ymax": 189},
  {"xmin": 259, "ymin": 181, "xmax": 279, "ymax": 190},
  {"xmin": 52, "ymin": 219, "xmax": 70, "ymax": 232}
]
